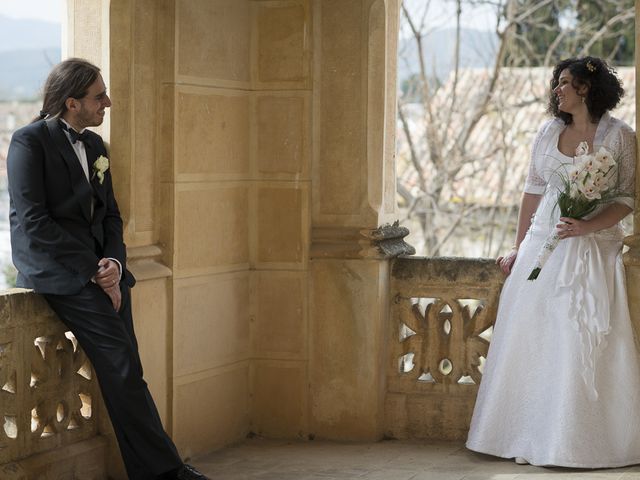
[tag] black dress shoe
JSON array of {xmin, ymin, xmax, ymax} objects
[{"xmin": 175, "ymin": 464, "xmax": 210, "ymax": 479}]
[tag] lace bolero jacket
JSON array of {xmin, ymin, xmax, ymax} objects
[{"xmin": 524, "ymin": 112, "xmax": 637, "ymax": 210}]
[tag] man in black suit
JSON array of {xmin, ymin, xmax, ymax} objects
[{"xmin": 7, "ymin": 58, "xmax": 210, "ymax": 480}]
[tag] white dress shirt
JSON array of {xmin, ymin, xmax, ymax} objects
[{"xmin": 59, "ymin": 118, "xmax": 91, "ymax": 181}]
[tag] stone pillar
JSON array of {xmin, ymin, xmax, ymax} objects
[
  {"xmin": 308, "ymin": 0, "xmax": 401, "ymax": 440},
  {"xmin": 65, "ymin": 1, "xmax": 174, "ymax": 477},
  {"xmin": 247, "ymin": 0, "xmax": 312, "ymax": 441},
  {"xmin": 623, "ymin": 3, "xmax": 640, "ymax": 346},
  {"xmin": 163, "ymin": 0, "xmax": 253, "ymax": 459}
]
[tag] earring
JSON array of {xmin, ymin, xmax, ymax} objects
[{"xmin": 581, "ymin": 97, "xmax": 585, "ymax": 104}]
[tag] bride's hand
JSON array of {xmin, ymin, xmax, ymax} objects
[
  {"xmin": 557, "ymin": 217, "xmax": 594, "ymax": 239},
  {"xmin": 496, "ymin": 247, "xmax": 518, "ymax": 276}
]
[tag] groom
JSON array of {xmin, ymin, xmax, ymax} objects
[{"xmin": 7, "ymin": 58, "xmax": 209, "ymax": 480}]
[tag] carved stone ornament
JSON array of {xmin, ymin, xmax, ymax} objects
[{"xmin": 360, "ymin": 221, "xmax": 416, "ymax": 259}]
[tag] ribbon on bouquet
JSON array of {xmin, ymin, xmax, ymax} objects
[{"xmin": 556, "ymin": 234, "xmax": 611, "ymax": 401}]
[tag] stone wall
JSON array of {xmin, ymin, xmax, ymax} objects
[
  {"xmin": 62, "ymin": 0, "xmax": 403, "ymax": 464},
  {"xmin": 160, "ymin": 0, "xmax": 253, "ymax": 457},
  {"xmin": 623, "ymin": 5, "xmax": 640, "ymax": 354},
  {"xmin": 248, "ymin": 0, "xmax": 312, "ymax": 441},
  {"xmin": 308, "ymin": 0, "xmax": 400, "ymax": 441}
]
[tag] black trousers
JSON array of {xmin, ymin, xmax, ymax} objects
[{"xmin": 44, "ymin": 282, "xmax": 183, "ymax": 480}]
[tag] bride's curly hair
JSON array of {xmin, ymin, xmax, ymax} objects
[{"xmin": 548, "ymin": 56, "xmax": 624, "ymax": 124}]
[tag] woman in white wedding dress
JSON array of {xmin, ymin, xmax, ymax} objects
[{"xmin": 466, "ymin": 56, "xmax": 640, "ymax": 468}]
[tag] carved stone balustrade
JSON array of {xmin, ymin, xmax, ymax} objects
[
  {"xmin": 386, "ymin": 257, "xmax": 505, "ymax": 440},
  {"xmin": 0, "ymin": 289, "xmax": 106, "ymax": 479}
]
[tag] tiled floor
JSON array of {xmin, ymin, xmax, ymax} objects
[{"xmin": 191, "ymin": 439, "xmax": 640, "ymax": 479}]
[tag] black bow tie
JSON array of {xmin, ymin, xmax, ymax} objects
[{"xmin": 59, "ymin": 120, "xmax": 89, "ymax": 144}]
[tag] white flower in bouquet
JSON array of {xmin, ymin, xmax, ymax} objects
[
  {"xmin": 577, "ymin": 168, "xmax": 590, "ymax": 184},
  {"xmin": 581, "ymin": 183, "xmax": 601, "ymax": 200},
  {"xmin": 568, "ymin": 165, "xmax": 581, "ymax": 182},
  {"xmin": 592, "ymin": 173, "xmax": 607, "ymax": 190},
  {"xmin": 582, "ymin": 157, "xmax": 599, "ymax": 173},
  {"xmin": 595, "ymin": 148, "xmax": 615, "ymax": 168}
]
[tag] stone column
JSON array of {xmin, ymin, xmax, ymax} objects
[
  {"xmin": 162, "ymin": 0, "xmax": 254, "ymax": 459},
  {"xmin": 308, "ymin": 0, "xmax": 403, "ymax": 441},
  {"xmin": 623, "ymin": 4, "xmax": 640, "ymax": 347},
  {"xmin": 247, "ymin": 0, "xmax": 312, "ymax": 441},
  {"xmin": 65, "ymin": 1, "xmax": 174, "ymax": 477}
]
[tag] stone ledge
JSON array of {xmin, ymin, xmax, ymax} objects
[
  {"xmin": 391, "ymin": 256, "xmax": 504, "ymax": 285},
  {"xmin": 0, "ymin": 436, "xmax": 108, "ymax": 480},
  {"xmin": 624, "ymin": 234, "xmax": 640, "ymax": 266},
  {"xmin": 127, "ymin": 244, "xmax": 172, "ymax": 281}
]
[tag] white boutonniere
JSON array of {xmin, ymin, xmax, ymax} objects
[{"xmin": 92, "ymin": 155, "xmax": 110, "ymax": 184}]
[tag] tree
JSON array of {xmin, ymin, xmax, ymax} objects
[{"xmin": 505, "ymin": 0, "xmax": 634, "ymax": 66}]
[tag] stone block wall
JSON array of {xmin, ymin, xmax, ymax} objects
[
  {"xmin": 249, "ymin": 0, "xmax": 312, "ymax": 441},
  {"xmin": 65, "ymin": 0, "xmax": 401, "ymax": 466},
  {"xmin": 167, "ymin": 0, "xmax": 253, "ymax": 458}
]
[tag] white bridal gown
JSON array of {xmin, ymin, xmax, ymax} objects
[{"xmin": 466, "ymin": 112, "xmax": 640, "ymax": 468}]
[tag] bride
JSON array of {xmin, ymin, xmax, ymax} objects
[{"xmin": 466, "ymin": 56, "xmax": 640, "ymax": 468}]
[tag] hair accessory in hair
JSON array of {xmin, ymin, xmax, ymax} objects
[{"xmin": 586, "ymin": 61, "xmax": 596, "ymax": 73}]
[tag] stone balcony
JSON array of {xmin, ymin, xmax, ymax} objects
[
  {"xmin": 386, "ymin": 257, "xmax": 504, "ymax": 441},
  {"xmin": 2, "ymin": 257, "xmax": 635, "ymax": 479},
  {"xmin": 183, "ymin": 255, "xmax": 636, "ymax": 480}
]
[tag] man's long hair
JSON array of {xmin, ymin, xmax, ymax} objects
[{"xmin": 32, "ymin": 58, "xmax": 101, "ymax": 123}]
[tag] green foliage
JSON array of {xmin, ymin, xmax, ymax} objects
[
  {"xmin": 505, "ymin": 0, "xmax": 634, "ymax": 67},
  {"xmin": 509, "ymin": 0, "xmax": 563, "ymax": 65},
  {"xmin": 575, "ymin": 1, "xmax": 634, "ymax": 65},
  {"xmin": 400, "ymin": 72, "xmax": 441, "ymax": 103},
  {"xmin": 556, "ymin": 190, "xmax": 598, "ymax": 218},
  {"xmin": 527, "ymin": 267, "xmax": 541, "ymax": 280},
  {"xmin": 400, "ymin": 73, "xmax": 422, "ymax": 101}
]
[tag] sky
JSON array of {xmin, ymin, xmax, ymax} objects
[
  {"xmin": 400, "ymin": 0, "xmax": 498, "ymax": 37},
  {"xmin": 0, "ymin": 0, "xmax": 494, "ymax": 31},
  {"xmin": 0, "ymin": 0, "xmax": 63, "ymax": 23}
]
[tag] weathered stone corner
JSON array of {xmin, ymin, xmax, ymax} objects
[{"xmin": 360, "ymin": 221, "xmax": 416, "ymax": 259}]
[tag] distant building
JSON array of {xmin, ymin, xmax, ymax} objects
[{"xmin": 0, "ymin": 101, "xmax": 40, "ymax": 287}]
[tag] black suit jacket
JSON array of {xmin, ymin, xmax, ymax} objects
[{"xmin": 7, "ymin": 118, "xmax": 135, "ymax": 295}]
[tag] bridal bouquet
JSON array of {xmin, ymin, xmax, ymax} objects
[{"xmin": 527, "ymin": 142, "xmax": 618, "ymax": 280}]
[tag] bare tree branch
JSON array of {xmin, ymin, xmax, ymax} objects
[{"xmin": 578, "ymin": 9, "xmax": 634, "ymax": 56}]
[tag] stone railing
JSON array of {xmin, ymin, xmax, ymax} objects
[
  {"xmin": 0, "ymin": 289, "xmax": 107, "ymax": 479},
  {"xmin": 385, "ymin": 257, "xmax": 505, "ymax": 440}
]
